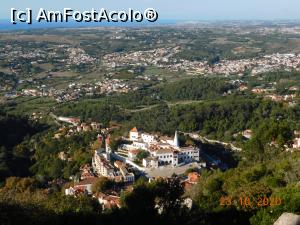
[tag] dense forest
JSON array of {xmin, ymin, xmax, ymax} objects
[
  {"xmin": 54, "ymin": 92, "xmax": 299, "ymax": 143},
  {"xmin": 0, "ymin": 110, "xmax": 48, "ymax": 182},
  {"xmin": 157, "ymin": 77, "xmax": 233, "ymax": 101}
]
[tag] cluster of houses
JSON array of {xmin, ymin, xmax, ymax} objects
[
  {"xmin": 65, "ymin": 158, "xmax": 201, "ymax": 210},
  {"xmin": 64, "ymin": 133, "xmax": 135, "ymax": 210},
  {"xmin": 19, "ymin": 78, "xmax": 134, "ymax": 103},
  {"xmin": 208, "ymin": 53, "xmax": 300, "ymax": 76},
  {"xmin": 66, "ymin": 47, "xmax": 96, "ymax": 66},
  {"xmin": 235, "ymin": 128, "xmax": 300, "ymax": 152},
  {"xmin": 103, "ymin": 47, "xmax": 181, "ymax": 68},
  {"xmin": 1, "ymin": 43, "xmax": 96, "ymax": 76},
  {"xmin": 1, "ymin": 42, "xmax": 135, "ymax": 103},
  {"xmin": 64, "ymin": 132, "xmax": 138, "ymax": 210},
  {"xmin": 103, "ymin": 45, "xmax": 300, "ymax": 76},
  {"xmin": 61, "ymin": 124, "xmax": 299, "ymax": 210},
  {"xmin": 64, "ymin": 127, "xmax": 202, "ymax": 196},
  {"xmin": 264, "ymin": 94, "xmax": 297, "ymax": 103},
  {"xmin": 65, "ymin": 163, "xmax": 201, "ymax": 210},
  {"xmin": 62, "ymin": 125, "xmax": 300, "ymax": 210},
  {"xmin": 54, "ymin": 117, "xmax": 101, "ymax": 139},
  {"xmin": 64, "ymin": 164, "xmax": 122, "ymax": 210},
  {"xmin": 119, "ymin": 128, "xmax": 200, "ymax": 168},
  {"xmin": 193, "ymin": 53, "xmax": 300, "ymax": 76},
  {"xmin": 250, "ymin": 87, "xmax": 298, "ymax": 105}
]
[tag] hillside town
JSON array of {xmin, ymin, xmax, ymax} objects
[
  {"xmin": 8, "ymin": 78, "xmax": 135, "ymax": 102},
  {"xmin": 1, "ymin": 23, "xmax": 300, "ymax": 225},
  {"xmin": 2, "ymin": 37, "xmax": 300, "ymax": 105},
  {"xmin": 60, "ymin": 121, "xmax": 300, "ymax": 210},
  {"xmin": 62, "ymin": 126, "xmax": 205, "ymax": 210},
  {"xmin": 104, "ymin": 48, "xmax": 300, "ymax": 76}
]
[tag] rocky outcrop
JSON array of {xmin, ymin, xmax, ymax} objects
[{"xmin": 274, "ymin": 213, "xmax": 300, "ymax": 225}]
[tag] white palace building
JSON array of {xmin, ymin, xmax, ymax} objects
[{"xmin": 121, "ymin": 127, "xmax": 200, "ymax": 168}]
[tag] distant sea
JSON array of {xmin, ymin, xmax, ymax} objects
[
  {"xmin": 2, "ymin": 19, "xmax": 299, "ymax": 32},
  {"xmin": 0, "ymin": 19, "xmax": 179, "ymax": 31}
]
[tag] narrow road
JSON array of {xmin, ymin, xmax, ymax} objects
[{"xmin": 180, "ymin": 131, "xmax": 242, "ymax": 152}]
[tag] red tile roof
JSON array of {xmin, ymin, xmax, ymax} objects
[
  {"xmin": 130, "ymin": 127, "xmax": 138, "ymax": 132},
  {"xmin": 188, "ymin": 172, "xmax": 200, "ymax": 184}
]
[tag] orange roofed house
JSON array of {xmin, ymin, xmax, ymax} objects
[
  {"xmin": 129, "ymin": 127, "xmax": 140, "ymax": 141},
  {"xmin": 181, "ymin": 172, "xmax": 201, "ymax": 191},
  {"xmin": 65, "ymin": 177, "xmax": 98, "ymax": 196},
  {"xmin": 98, "ymin": 193, "xmax": 121, "ymax": 210}
]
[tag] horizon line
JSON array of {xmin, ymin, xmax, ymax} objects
[{"xmin": 1, "ymin": 18, "xmax": 300, "ymax": 22}]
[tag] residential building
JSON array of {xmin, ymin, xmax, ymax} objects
[
  {"xmin": 65, "ymin": 177, "xmax": 98, "ymax": 196},
  {"xmin": 92, "ymin": 150, "xmax": 114, "ymax": 177},
  {"xmin": 128, "ymin": 149, "xmax": 140, "ymax": 160},
  {"xmin": 292, "ymin": 138, "xmax": 300, "ymax": 149},
  {"xmin": 129, "ymin": 127, "xmax": 139, "ymax": 141},
  {"xmin": 142, "ymin": 157, "xmax": 159, "ymax": 168},
  {"xmin": 141, "ymin": 133, "xmax": 156, "ymax": 143},
  {"xmin": 98, "ymin": 193, "xmax": 121, "ymax": 210}
]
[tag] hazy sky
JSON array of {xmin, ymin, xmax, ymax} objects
[{"xmin": 1, "ymin": 0, "xmax": 300, "ymax": 20}]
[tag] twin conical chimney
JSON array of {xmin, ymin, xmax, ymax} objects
[{"xmin": 173, "ymin": 130, "xmax": 179, "ymax": 148}]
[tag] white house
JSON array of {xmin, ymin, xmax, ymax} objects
[
  {"xmin": 179, "ymin": 146, "xmax": 200, "ymax": 162},
  {"xmin": 292, "ymin": 138, "xmax": 300, "ymax": 149},
  {"xmin": 65, "ymin": 177, "xmax": 98, "ymax": 195},
  {"xmin": 153, "ymin": 148, "xmax": 175, "ymax": 165},
  {"xmin": 129, "ymin": 127, "xmax": 139, "ymax": 141},
  {"xmin": 132, "ymin": 141, "xmax": 148, "ymax": 150},
  {"xmin": 143, "ymin": 157, "xmax": 159, "ymax": 168},
  {"xmin": 98, "ymin": 193, "xmax": 121, "ymax": 210},
  {"xmin": 141, "ymin": 133, "xmax": 156, "ymax": 143},
  {"xmin": 128, "ymin": 149, "xmax": 140, "ymax": 160}
]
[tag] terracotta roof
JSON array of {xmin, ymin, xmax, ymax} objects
[
  {"xmin": 188, "ymin": 172, "xmax": 200, "ymax": 184},
  {"xmin": 98, "ymin": 194, "xmax": 121, "ymax": 209},
  {"xmin": 130, "ymin": 127, "xmax": 138, "ymax": 132}
]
